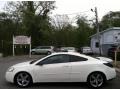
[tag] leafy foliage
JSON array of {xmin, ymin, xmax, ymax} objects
[
  {"xmin": 100, "ymin": 11, "xmax": 120, "ymax": 30},
  {"xmin": 0, "ymin": 1, "xmax": 94, "ymax": 56}
]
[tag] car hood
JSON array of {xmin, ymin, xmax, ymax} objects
[
  {"xmin": 96, "ymin": 57, "xmax": 113, "ymax": 63},
  {"xmin": 12, "ymin": 61, "xmax": 31, "ymax": 67}
]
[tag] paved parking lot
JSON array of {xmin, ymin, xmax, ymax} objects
[{"xmin": 0, "ymin": 55, "xmax": 120, "ymax": 89}]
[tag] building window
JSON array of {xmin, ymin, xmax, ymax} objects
[{"xmin": 95, "ymin": 42, "xmax": 99, "ymax": 48}]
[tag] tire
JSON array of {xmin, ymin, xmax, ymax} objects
[
  {"xmin": 47, "ymin": 51, "xmax": 51, "ymax": 55},
  {"xmin": 87, "ymin": 72, "xmax": 106, "ymax": 88},
  {"xmin": 14, "ymin": 72, "xmax": 33, "ymax": 87},
  {"xmin": 31, "ymin": 51, "xmax": 35, "ymax": 55}
]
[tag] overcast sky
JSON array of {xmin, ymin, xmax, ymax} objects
[{"xmin": 0, "ymin": 0, "xmax": 120, "ymax": 21}]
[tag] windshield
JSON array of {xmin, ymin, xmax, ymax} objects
[
  {"xmin": 83, "ymin": 47, "xmax": 91, "ymax": 49},
  {"xmin": 29, "ymin": 55, "xmax": 47, "ymax": 64}
]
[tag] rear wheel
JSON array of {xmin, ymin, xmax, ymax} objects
[
  {"xmin": 31, "ymin": 51, "xmax": 35, "ymax": 55},
  {"xmin": 47, "ymin": 51, "xmax": 51, "ymax": 55},
  {"xmin": 87, "ymin": 72, "xmax": 106, "ymax": 88},
  {"xmin": 14, "ymin": 72, "xmax": 33, "ymax": 87}
]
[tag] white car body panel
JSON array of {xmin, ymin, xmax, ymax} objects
[
  {"xmin": 5, "ymin": 52, "xmax": 116, "ymax": 84},
  {"xmin": 96, "ymin": 57, "xmax": 113, "ymax": 63},
  {"xmin": 33, "ymin": 63, "xmax": 71, "ymax": 82}
]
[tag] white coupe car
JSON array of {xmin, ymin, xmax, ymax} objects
[{"xmin": 5, "ymin": 52, "xmax": 116, "ymax": 88}]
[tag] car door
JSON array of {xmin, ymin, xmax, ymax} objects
[
  {"xmin": 69, "ymin": 55, "xmax": 88, "ymax": 82},
  {"xmin": 38, "ymin": 46, "xmax": 45, "ymax": 53},
  {"xmin": 35, "ymin": 46, "xmax": 41, "ymax": 53},
  {"xmin": 34, "ymin": 54, "xmax": 71, "ymax": 82}
]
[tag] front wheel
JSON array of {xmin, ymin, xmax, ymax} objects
[
  {"xmin": 87, "ymin": 72, "xmax": 106, "ymax": 88},
  {"xmin": 14, "ymin": 72, "xmax": 33, "ymax": 87}
]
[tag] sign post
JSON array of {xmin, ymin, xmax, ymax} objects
[
  {"xmin": 115, "ymin": 50, "xmax": 117, "ymax": 66},
  {"xmin": 13, "ymin": 35, "xmax": 31, "ymax": 57},
  {"xmin": 29, "ymin": 37, "xmax": 31, "ymax": 58},
  {"xmin": 13, "ymin": 36, "xmax": 15, "ymax": 56}
]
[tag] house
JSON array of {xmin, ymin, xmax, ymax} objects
[{"xmin": 90, "ymin": 27, "xmax": 120, "ymax": 56}]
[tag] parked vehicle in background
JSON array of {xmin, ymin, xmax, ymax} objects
[
  {"xmin": 81, "ymin": 47, "xmax": 93, "ymax": 55},
  {"xmin": 76, "ymin": 48, "xmax": 82, "ymax": 53},
  {"xmin": 53, "ymin": 46, "xmax": 61, "ymax": 52},
  {"xmin": 108, "ymin": 46, "xmax": 120, "ymax": 59},
  {"xmin": 31, "ymin": 46, "xmax": 54, "ymax": 55},
  {"xmin": 60, "ymin": 47, "xmax": 76, "ymax": 52},
  {"xmin": 5, "ymin": 52, "xmax": 116, "ymax": 88}
]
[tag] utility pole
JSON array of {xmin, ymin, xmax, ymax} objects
[
  {"xmin": 91, "ymin": 7, "xmax": 101, "ymax": 55},
  {"xmin": 109, "ymin": 11, "xmax": 112, "ymax": 28},
  {"xmin": 1, "ymin": 40, "xmax": 3, "ymax": 55}
]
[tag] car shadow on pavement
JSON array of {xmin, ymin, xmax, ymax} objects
[
  {"xmin": 5, "ymin": 82, "xmax": 89, "ymax": 89},
  {"xmin": 31, "ymin": 82, "xmax": 89, "ymax": 89},
  {"xmin": 4, "ymin": 82, "xmax": 114, "ymax": 89},
  {"xmin": 3, "ymin": 80, "xmax": 119, "ymax": 89}
]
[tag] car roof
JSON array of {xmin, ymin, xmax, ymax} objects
[
  {"xmin": 38, "ymin": 46, "xmax": 53, "ymax": 47},
  {"xmin": 51, "ymin": 52, "xmax": 93, "ymax": 59}
]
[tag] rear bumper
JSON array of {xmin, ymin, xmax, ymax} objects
[{"xmin": 106, "ymin": 68, "xmax": 116, "ymax": 80}]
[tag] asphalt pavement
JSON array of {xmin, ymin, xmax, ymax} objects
[{"xmin": 0, "ymin": 55, "xmax": 120, "ymax": 89}]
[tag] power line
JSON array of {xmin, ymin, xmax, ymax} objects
[
  {"xmin": 50, "ymin": 10, "xmax": 91, "ymax": 25},
  {"xmin": 54, "ymin": 10, "xmax": 90, "ymax": 16}
]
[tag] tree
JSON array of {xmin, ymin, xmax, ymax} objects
[
  {"xmin": 5, "ymin": 1, "xmax": 56, "ymax": 46},
  {"xmin": 50, "ymin": 14, "xmax": 78, "ymax": 47},
  {"xmin": 5, "ymin": 1, "xmax": 55, "ymax": 20},
  {"xmin": 76, "ymin": 16, "xmax": 93, "ymax": 47},
  {"xmin": 51, "ymin": 14, "xmax": 70, "ymax": 30},
  {"xmin": 0, "ymin": 12, "xmax": 17, "ymax": 56},
  {"xmin": 0, "ymin": 1, "xmax": 56, "ymax": 56},
  {"xmin": 100, "ymin": 11, "xmax": 120, "ymax": 30}
]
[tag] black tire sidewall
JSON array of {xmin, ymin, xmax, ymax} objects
[
  {"xmin": 14, "ymin": 72, "xmax": 32, "ymax": 88},
  {"xmin": 87, "ymin": 72, "xmax": 105, "ymax": 88}
]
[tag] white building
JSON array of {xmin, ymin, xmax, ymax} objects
[{"xmin": 90, "ymin": 27, "xmax": 120, "ymax": 56}]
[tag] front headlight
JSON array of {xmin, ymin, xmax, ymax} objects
[{"xmin": 7, "ymin": 67, "xmax": 14, "ymax": 72}]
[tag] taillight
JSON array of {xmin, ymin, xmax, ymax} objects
[{"xmin": 104, "ymin": 63, "xmax": 113, "ymax": 68}]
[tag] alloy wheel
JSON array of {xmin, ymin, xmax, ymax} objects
[
  {"xmin": 15, "ymin": 72, "xmax": 32, "ymax": 87},
  {"xmin": 88, "ymin": 72, "xmax": 105, "ymax": 88}
]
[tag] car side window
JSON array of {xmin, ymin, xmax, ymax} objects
[
  {"xmin": 37, "ymin": 54, "xmax": 69, "ymax": 65},
  {"xmin": 36, "ymin": 46, "xmax": 41, "ymax": 49},
  {"xmin": 40, "ymin": 46, "xmax": 50, "ymax": 49},
  {"xmin": 70, "ymin": 55, "xmax": 87, "ymax": 62}
]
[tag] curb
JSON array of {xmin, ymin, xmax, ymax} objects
[{"xmin": 115, "ymin": 68, "xmax": 120, "ymax": 73}]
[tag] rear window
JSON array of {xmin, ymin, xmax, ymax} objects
[
  {"xmin": 40, "ymin": 46, "xmax": 51, "ymax": 49},
  {"xmin": 70, "ymin": 55, "xmax": 87, "ymax": 62}
]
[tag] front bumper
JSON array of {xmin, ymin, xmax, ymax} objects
[{"xmin": 5, "ymin": 71, "xmax": 15, "ymax": 83}]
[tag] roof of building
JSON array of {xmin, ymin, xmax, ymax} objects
[{"xmin": 90, "ymin": 27, "xmax": 120, "ymax": 38}]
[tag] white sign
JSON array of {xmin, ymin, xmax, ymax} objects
[
  {"xmin": 13, "ymin": 36, "xmax": 31, "ymax": 44},
  {"xmin": 13, "ymin": 35, "xmax": 31, "ymax": 57}
]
